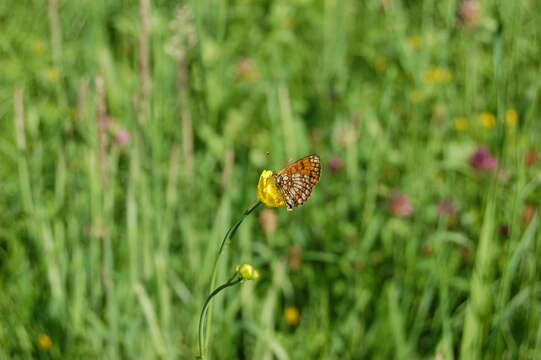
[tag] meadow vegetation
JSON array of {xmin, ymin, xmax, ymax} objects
[{"xmin": 1, "ymin": 0, "xmax": 540, "ymax": 358}]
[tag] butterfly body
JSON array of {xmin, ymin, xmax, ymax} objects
[{"xmin": 272, "ymin": 154, "xmax": 321, "ymax": 211}]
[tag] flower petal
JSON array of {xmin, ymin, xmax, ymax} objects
[{"xmin": 257, "ymin": 170, "xmax": 285, "ymax": 208}]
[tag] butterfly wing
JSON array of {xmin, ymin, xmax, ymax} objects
[{"xmin": 273, "ymin": 154, "xmax": 321, "ymax": 211}]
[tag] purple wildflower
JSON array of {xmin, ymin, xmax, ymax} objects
[
  {"xmin": 114, "ymin": 129, "xmax": 130, "ymax": 147},
  {"xmin": 526, "ymin": 149, "xmax": 538, "ymax": 167},
  {"xmin": 437, "ymin": 200, "xmax": 456, "ymax": 216},
  {"xmin": 470, "ymin": 147, "xmax": 498, "ymax": 171},
  {"xmin": 328, "ymin": 156, "xmax": 342, "ymax": 172},
  {"xmin": 389, "ymin": 191, "xmax": 413, "ymax": 218},
  {"xmin": 457, "ymin": 0, "xmax": 481, "ymax": 28}
]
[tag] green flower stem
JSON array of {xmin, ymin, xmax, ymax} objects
[
  {"xmin": 218, "ymin": 201, "xmax": 261, "ymax": 263},
  {"xmin": 198, "ymin": 274, "xmax": 242, "ymax": 359},
  {"xmin": 207, "ymin": 200, "xmax": 261, "ymax": 297},
  {"xmin": 200, "ymin": 200, "xmax": 261, "ymax": 359}
]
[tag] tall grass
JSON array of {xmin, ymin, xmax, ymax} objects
[{"xmin": 1, "ymin": 0, "xmax": 540, "ymax": 359}]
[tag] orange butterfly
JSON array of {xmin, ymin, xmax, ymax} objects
[{"xmin": 273, "ymin": 154, "xmax": 321, "ymax": 211}]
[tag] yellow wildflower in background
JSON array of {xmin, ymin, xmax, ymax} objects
[
  {"xmin": 46, "ymin": 67, "xmax": 60, "ymax": 82},
  {"xmin": 407, "ymin": 35, "xmax": 422, "ymax": 49},
  {"xmin": 38, "ymin": 334, "xmax": 52, "ymax": 350},
  {"xmin": 505, "ymin": 109, "xmax": 518, "ymax": 127},
  {"xmin": 423, "ymin": 68, "xmax": 452, "ymax": 85},
  {"xmin": 284, "ymin": 306, "xmax": 300, "ymax": 325},
  {"xmin": 236, "ymin": 264, "xmax": 260, "ymax": 280},
  {"xmin": 32, "ymin": 41, "xmax": 47, "ymax": 54},
  {"xmin": 478, "ymin": 112, "xmax": 496, "ymax": 128},
  {"xmin": 257, "ymin": 170, "xmax": 285, "ymax": 208},
  {"xmin": 453, "ymin": 117, "xmax": 468, "ymax": 131}
]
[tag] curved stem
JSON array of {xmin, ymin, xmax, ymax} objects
[
  {"xmin": 198, "ymin": 275, "xmax": 242, "ymax": 359},
  {"xmin": 208, "ymin": 201, "xmax": 261, "ymax": 299},
  {"xmin": 199, "ymin": 200, "xmax": 262, "ymax": 359},
  {"xmin": 215, "ymin": 201, "xmax": 262, "ymax": 270}
]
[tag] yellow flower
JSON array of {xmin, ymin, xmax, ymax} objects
[
  {"xmin": 505, "ymin": 109, "xmax": 518, "ymax": 127},
  {"xmin": 38, "ymin": 334, "xmax": 52, "ymax": 350},
  {"xmin": 407, "ymin": 35, "xmax": 422, "ymax": 49},
  {"xmin": 32, "ymin": 41, "xmax": 47, "ymax": 54},
  {"xmin": 236, "ymin": 264, "xmax": 260, "ymax": 280},
  {"xmin": 284, "ymin": 306, "xmax": 300, "ymax": 325},
  {"xmin": 46, "ymin": 67, "xmax": 60, "ymax": 82},
  {"xmin": 453, "ymin": 117, "xmax": 468, "ymax": 131},
  {"xmin": 257, "ymin": 170, "xmax": 285, "ymax": 208},
  {"xmin": 478, "ymin": 112, "xmax": 496, "ymax": 128},
  {"xmin": 423, "ymin": 68, "xmax": 452, "ymax": 85}
]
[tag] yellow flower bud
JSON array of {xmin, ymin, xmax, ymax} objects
[
  {"xmin": 423, "ymin": 68, "xmax": 452, "ymax": 85},
  {"xmin": 284, "ymin": 306, "xmax": 300, "ymax": 325},
  {"xmin": 505, "ymin": 109, "xmax": 518, "ymax": 127},
  {"xmin": 453, "ymin": 117, "xmax": 468, "ymax": 131},
  {"xmin": 256, "ymin": 170, "xmax": 285, "ymax": 208},
  {"xmin": 478, "ymin": 112, "xmax": 496, "ymax": 128},
  {"xmin": 38, "ymin": 334, "xmax": 52, "ymax": 350},
  {"xmin": 236, "ymin": 264, "xmax": 260, "ymax": 281}
]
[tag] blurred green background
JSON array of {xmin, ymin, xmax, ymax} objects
[{"xmin": 1, "ymin": 0, "xmax": 541, "ymax": 358}]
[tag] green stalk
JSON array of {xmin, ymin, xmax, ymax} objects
[
  {"xmin": 198, "ymin": 274, "xmax": 242, "ymax": 359},
  {"xmin": 208, "ymin": 201, "xmax": 261, "ymax": 292},
  {"xmin": 201, "ymin": 200, "xmax": 261, "ymax": 358}
]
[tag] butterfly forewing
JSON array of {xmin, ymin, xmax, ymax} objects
[{"xmin": 273, "ymin": 154, "xmax": 321, "ymax": 211}]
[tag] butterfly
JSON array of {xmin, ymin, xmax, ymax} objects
[{"xmin": 273, "ymin": 154, "xmax": 321, "ymax": 211}]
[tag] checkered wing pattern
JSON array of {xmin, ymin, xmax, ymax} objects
[{"xmin": 273, "ymin": 154, "xmax": 321, "ymax": 211}]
